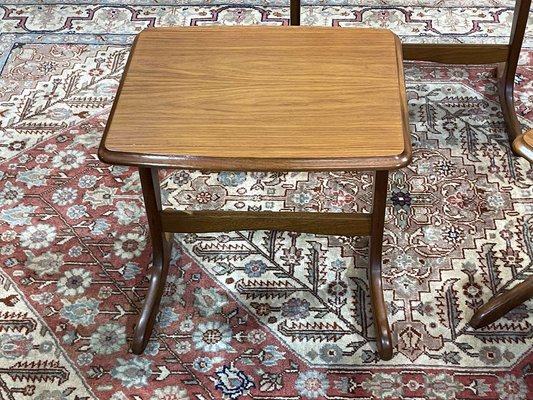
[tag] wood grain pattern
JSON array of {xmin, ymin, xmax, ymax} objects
[
  {"xmin": 402, "ymin": 44, "xmax": 508, "ymax": 64},
  {"xmin": 159, "ymin": 210, "xmax": 372, "ymax": 236},
  {"xmin": 99, "ymin": 26, "xmax": 411, "ymax": 171}
]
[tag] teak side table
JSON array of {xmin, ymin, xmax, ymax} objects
[{"xmin": 99, "ymin": 26, "xmax": 412, "ymax": 361}]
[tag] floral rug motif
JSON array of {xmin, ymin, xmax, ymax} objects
[{"xmin": 1, "ymin": 1, "xmax": 533, "ymax": 399}]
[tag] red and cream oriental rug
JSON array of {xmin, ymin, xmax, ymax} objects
[{"xmin": 1, "ymin": 1, "xmax": 533, "ymax": 399}]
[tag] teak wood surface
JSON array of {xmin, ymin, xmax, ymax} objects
[{"xmin": 99, "ymin": 26, "xmax": 411, "ymax": 172}]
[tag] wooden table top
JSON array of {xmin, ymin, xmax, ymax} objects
[{"xmin": 99, "ymin": 26, "xmax": 411, "ymax": 171}]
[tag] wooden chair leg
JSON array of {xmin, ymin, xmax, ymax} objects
[
  {"xmin": 369, "ymin": 170, "xmax": 393, "ymax": 360},
  {"xmin": 470, "ymin": 275, "xmax": 533, "ymax": 328},
  {"xmin": 498, "ymin": 0, "xmax": 531, "ymax": 146},
  {"xmin": 132, "ymin": 167, "xmax": 171, "ymax": 354}
]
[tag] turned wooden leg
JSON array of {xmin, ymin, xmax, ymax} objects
[
  {"xmin": 132, "ymin": 167, "xmax": 171, "ymax": 354},
  {"xmin": 498, "ymin": 0, "xmax": 531, "ymax": 146},
  {"xmin": 470, "ymin": 275, "xmax": 533, "ymax": 328},
  {"xmin": 369, "ymin": 170, "xmax": 393, "ymax": 360}
]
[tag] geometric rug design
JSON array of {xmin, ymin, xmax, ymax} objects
[{"xmin": 0, "ymin": 269, "xmax": 96, "ymax": 399}]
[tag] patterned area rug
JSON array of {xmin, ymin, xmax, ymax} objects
[{"xmin": 1, "ymin": 1, "xmax": 533, "ymax": 399}]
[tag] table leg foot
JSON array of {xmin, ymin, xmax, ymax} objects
[
  {"xmin": 470, "ymin": 275, "xmax": 533, "ymax": 329},
  {"xmin": 132, "ymin": 237, "xmax": 170, "ymax": 354},
  {"xmin": 369, "ymin": 255, "xmax": 393, "ymax": 361}
]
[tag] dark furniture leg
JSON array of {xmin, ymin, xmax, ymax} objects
[
  {"xmin": 471, "ymin": 275, "xmax": 533, "ymax": 328},
  {"xmin": 499, "ymin": 0, "xmax": 531, "ymax": 145},
  {"xmin": 369, "ymin": 170, "xmax": 393, "ymax": 360},
  {"xmin": 132, "ymin": 167, "xmax": 171, "ymax": 354},
  {"xmin": 290, "ymin": 0, "xmax": 300, "ymax": 26}
]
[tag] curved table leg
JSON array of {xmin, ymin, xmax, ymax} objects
[
  {"xmin": 470, "ymin": 275, "xmax": 533, "ymax": 329},
  {"xmin": 369, "ymin": 170, "xmax": 393, "ymax": 360},
  {"xmin": 498, "ymin": 0, "xmax": 531, "ymax": 146},
  {"xmin": 132, "ymin": 167, "xmax": 171, "ymax": 354}
]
